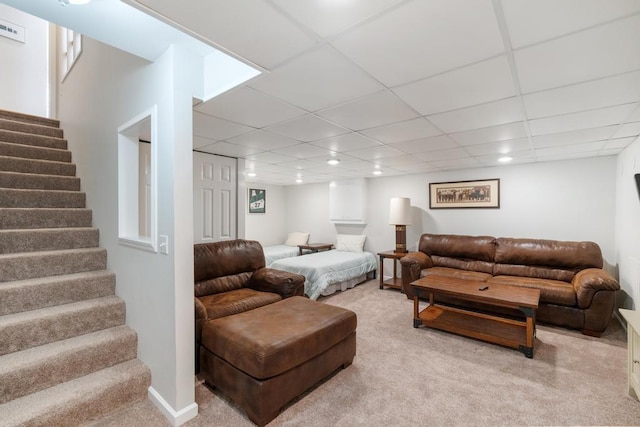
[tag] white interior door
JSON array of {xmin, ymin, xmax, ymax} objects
[{"xmin": 193, "ymin": 151, "xmax": 237, "ymax": 243}]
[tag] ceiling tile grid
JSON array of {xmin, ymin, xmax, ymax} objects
[{"xmin": 168, "ymin": 0, "xmax": 640, "ymax": 185}]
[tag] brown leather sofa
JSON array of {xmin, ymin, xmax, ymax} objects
[
  {"xmin": 400, "ymin": 233, "xmax": 620, "ymax": 336},
  {"xmin": 194, "ymin": 239, "xmax": 305, "ymax": 371}
]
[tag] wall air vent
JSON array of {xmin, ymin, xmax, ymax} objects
[{"xmin": 0, "ymin": 18, "xmax": 24, "ymax": 43}]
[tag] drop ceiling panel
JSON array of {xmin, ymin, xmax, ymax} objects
[
  {"xmin": 522, "ymin": 71, "xmax": 640, "ymax": 119},
  {"xmin": 243, "ymin": 160, "xmax": 293, "ymax": 173},
  {"xmin": 249, "ymin": 46, "xmax": 383, "ymax": 111},
  {"xmin": 265, "ymin": 114, "xmax": 349, "ymax": 142},
  {"xmin": 135, "ymin": 0, "xmax": 316, "ymax": 68},
  {"xmin": 476, "ymin": 150, "xmax": 536, "ymax": 165},
  {"xmin": 430, "ymin": 157, "xmax": 482, "ymax": 170},
  {"xmin": 502, "ymin": 0, "xmax": 640, "ymax": 48},
  {"xmin": 244, "ymin": 152, "xmax": 297, "ymax": 166},
  {"xmin": 427, "ymin": 97, "xmax": 524, "ymax": 133},
  {"xmin": 227, "ymin": 130, "xmax": 300, "ymax": 150},
  {"xmin": 627, "ymin": 106, "xmax": 640, "ymax": 122},
  {"xmin": 388, "ymin": 135, "xmax": 459, "ymax": 154},
  {"xmin": 317, "ymin": 90, "xmax": 419, "ymax": 130},
  {"xmin": 271, "ymin": 143, "xmax": 329, "ymax": 159},
  {"xmin": 536, "ymin": 140, "xmax": 606, "ymax": 156},
  {"xmin": 515, "ymin": 14, "xmax": 640, "ymax": 94},
  {"xmin": 331, "ymin": 0, "xmax": 504, "ymax": 87},
  {"xmin": 360, "ymin": 118, "xmax": 441, "ymax": 144},
  {"xmin": 449, "ymin": 122, "xmax": 528, "ymax": 146},
  {"xmin": 414, "ymin": 147, "xmax": 469, "ymax": 162},
  {"xmin": 532, "ymin": 126, "xmax": 617, "ymax": 148},
  {"xmin": 345, "ymin": 145, "xmax": 405, "ymax": 161},
  {"xmin": 193, "ymin": 135, "xmax": 217, "ymax": 149},
  {"xmin": 464, "ymin": 138, "xmax": 532, "ymax": 156},
  {"xmin": 193, "ymin": 111, "xmax": 254, "ymax": 140},
  {"xmin": 604, "ymin": 136, "xmax": 637, "ymax": 150},
  {"xmin": 613, "ymin": 121, "xmax": 640, "ymax": 138},
  {"xmin": 197, "ymin": 141, "xmax": 262, "ymax": 157},
  {"xmin": 528, "ymin": 104, "xmax": 637, "ymax": 136},
  {"xmin": 310, "ymin": 133, "xmax": 382, "ymax": 152},
  {"xmin": 393, "ymin": 56, "xmax": 516, "ymax": 116},
  {"xmin": 272, "ymin": 0, "xmax": 403, "ymax": 38},
  {"xmin": 195, "ymin": 86, "xmax": 305, "ymax": 128}
]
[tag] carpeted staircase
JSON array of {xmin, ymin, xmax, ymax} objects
[{"xmin": 0, "ymin": 109, "xmax": 151, "ymax": 426}]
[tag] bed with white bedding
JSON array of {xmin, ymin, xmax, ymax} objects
[
  {"xmin": 269, "ymin": 249, "xmax": 377, "ymax": 300},
  {"xmin": 263, "ymin": 245, "xmax": 299, "ymax": 266}
]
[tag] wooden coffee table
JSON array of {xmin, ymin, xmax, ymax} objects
[{"xmin": 411, "ymin": 276, "xmax": 540, "ymax": 358}]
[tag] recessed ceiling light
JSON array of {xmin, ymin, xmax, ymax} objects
[
  {"xmin": 247, "ymin": 172, "xmax": 256, "ymax": 177},
  {"xmin": 327, "ymin": 159, "xmax": 340, "ymax": 165},
  {"xmin": 373, "ymin": 170, "xmax": 382, "ymax": 175},
  {"xmin": 296, "ymin": 179, "xmax": 303, "ymax": 184},
  {"xmin": 498, "ymin": 156, "xmax": 513, "ymax": 163}
]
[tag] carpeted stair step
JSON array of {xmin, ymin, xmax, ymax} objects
[
  {"xmin": 0, "ymin": 325, "xmax": 137, "ymax": 404},
  {"xmin": 0, "ymin": 171, "xmax": 80, "ymax": 191},
  {"xmin": 0, "ymin": 227, "xmax": 99, "ymax": 254},
  {"xmin": 0, "ymin": 208, "xmax": 92, "ymax": 229},
  {"xmin": 0, "ymin": 247, "xmax": 107, "ymax": 282},
  {"xmin": 0, "ymin": 188, "xmax": 85, "ymax": 208},
  {"xmin": 0, "ymin": 118, "xmax": 63, "ymax": 138},
  {"xmin": 0, "ymin": 295, "xmax": 125, "ymax": 356},
  {"xmin": 0, "ymin": 141, "xmax": 71, "ymax": 163},
  {"xmin": 0, "ymin": 155, "xmax": 76, "ymax": 176},
  {"xmin": 0, "ymin": 128, "xmax": 66, "ymax": 150},
  {"xmin": 0, "ymin": 358, "xmax": 150, "ymax": 427},
  {"xmin": 0, "ymin": 109, "xmax": 59, "ymax": 129},
  {"xmin": 0, "ymin": 271, "xmax": 115, "ymax": 316}
]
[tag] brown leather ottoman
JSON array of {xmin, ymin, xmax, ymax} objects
[{"xmin": 200, "ymin": 296, "xmax": 357, "ymax": 426}]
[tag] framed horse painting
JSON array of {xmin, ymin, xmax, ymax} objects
[{"xmin": 429, "ymin": 179, "xmax": 500, "ymax": 209}]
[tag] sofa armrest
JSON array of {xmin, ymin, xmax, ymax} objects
[
  {"xmin": 572, "ymin": 268, "xmax": 620, "ymax": 309},
  {"xmin": 399, "ymin": 252, "xmax": 433, "ymax": 298},
  {"xmin": 248, "ymin": 267, "xmax": 305, "ymax": 298}
]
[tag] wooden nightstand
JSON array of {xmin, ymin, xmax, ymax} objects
[
  {"xmin": 377, "ymin": 250, "xmax": 406, "ymax": 291},
  {"xmin": 297, "ymin": 243, "xmax": 333, "ymax": 256}
]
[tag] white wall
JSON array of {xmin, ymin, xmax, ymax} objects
[
  {"xmin": 57, "ymin": 37, "xmax": 196, "ymax": 418},
  {"xmin": 284, "ymin": 157, "xmax": 617, "ymax": 280},
  {"xmin": 615, "ymin": 138, "xmax": 640, "ymax": 309},
  {"xmin": 0, "ymin": 4, "xmax": 49, "ymax": 117},
  {"xmin": 244, "ymin": 184, "xmax": 288, "ymax": 246}
]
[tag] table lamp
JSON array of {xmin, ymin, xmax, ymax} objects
[{"xmin": 389, "ymin": 197, "xmax": 411, "ymax": 253}]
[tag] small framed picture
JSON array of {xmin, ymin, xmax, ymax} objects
[
  {"xmin": 429, "ymin": 179, "xmax": 500, "ymax": 209},
  {"xmin": 248, "ymin": 188, "xmax": 266, "ymax": 214}
]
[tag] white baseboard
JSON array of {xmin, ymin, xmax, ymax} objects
[{"xmin": 148, "ymin": 387, "xmax": 198, "ymax": 426}]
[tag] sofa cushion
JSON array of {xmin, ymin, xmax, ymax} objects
[
  {"xmin": 202, "ymin": 296, "xmax": 357, "ymax": 379},
  {"xmin": 421, "ymin": 267, "xmax": 492, "ymax": 282},
  {"xmin": 489, "ymin": 275, "xmax": 576, "ymax": 306},
  {"xmin": 195, "ymin": 272, "xmax": 252, "ymax": 297},
  {"xmin": 493, "ymin": 238, "xmax": 603, "ymax": 282},
  {"xmin": 420, "ymin": 234, "xmax": 496, "ymax": 274},
  {"xmin": 199, "ymin": 288, "xmax": 282, "ymax": 320}
]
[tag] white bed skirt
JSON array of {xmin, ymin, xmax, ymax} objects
[{"xmin": 320, "ymin": 273, "xmax": 368, "ymax": 297}]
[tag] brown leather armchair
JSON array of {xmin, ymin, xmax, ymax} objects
[{"xmin": 194, "ymin": 239, "xmax": 305, "ymax": 371}]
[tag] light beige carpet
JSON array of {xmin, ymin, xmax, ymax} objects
[{"xmin": 96, "ymin": 279, "xmax": 640, "ymax": 426}]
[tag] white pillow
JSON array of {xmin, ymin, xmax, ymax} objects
[
  {"xmin": 336, "ymin": 234, "xmax": 366, "ymax": 253},
  {"xmin": 285, "ymin": 232, "xmax": 309, "ymax": 246}
]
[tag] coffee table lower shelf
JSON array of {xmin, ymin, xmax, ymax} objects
[{"xmin": 414, "ymin": 305, "xmax": 534, "ymax": 358}]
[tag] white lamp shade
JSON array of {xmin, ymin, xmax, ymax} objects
[{"xmin": 389, "ymin": 197, "xmax": 411, "ymax": 225}]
